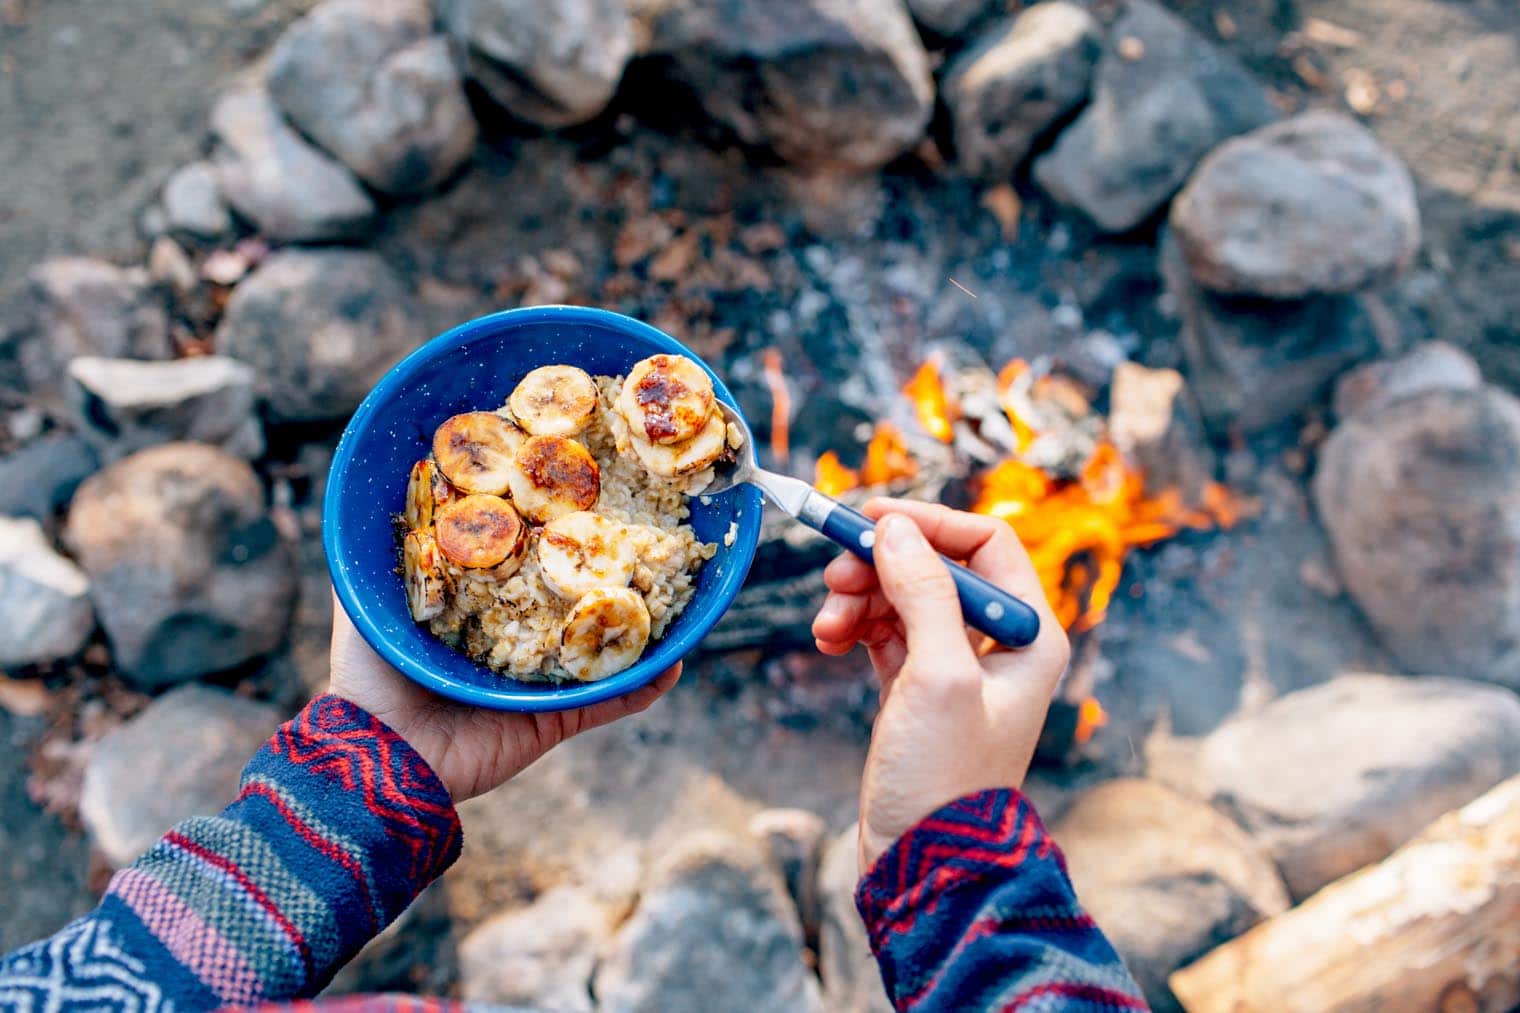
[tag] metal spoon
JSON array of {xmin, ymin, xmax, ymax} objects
[{"xmin": 705, "ymin": 400, "xmax": 1041, "ymax": 648}]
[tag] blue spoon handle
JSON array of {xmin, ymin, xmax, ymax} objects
[{"xmin": 807, "ymin": 497, "xmax": 1041, "ymax": 648}]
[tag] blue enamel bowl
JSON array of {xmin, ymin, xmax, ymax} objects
[{"xmin": 324, "ymin": 306, "xmax": 764, "ymax": 712}]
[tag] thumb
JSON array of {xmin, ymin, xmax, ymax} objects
[{"xmin": 873, "ymin": 513, "xmax": 978, "ymax": 670}]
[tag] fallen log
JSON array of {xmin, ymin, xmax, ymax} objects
[{"xmin": 1169, "ymin": 774, "xmax": 1520, "ymax": 1012}]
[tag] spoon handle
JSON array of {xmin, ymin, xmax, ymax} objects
[{"xmin": 803, "ymin": 496, "xmax": 1042, "ymax": 648}]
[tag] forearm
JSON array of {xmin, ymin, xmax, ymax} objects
[
  {"xmin": 858, "ymin": 789, "xmax": 1145, "ymax": 1012},
  {"xmin": 0, "ymin": 695, "xmax": 461, "ymax": 1010}
]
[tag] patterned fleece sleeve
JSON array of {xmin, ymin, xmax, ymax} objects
[
  {"xmin": 0, "ymin": 695, "xmax": 462, "ymax": 1011},
  {"xmin": 857, "ymin": 788, "xmax": 1148, "ymax": 1012}
]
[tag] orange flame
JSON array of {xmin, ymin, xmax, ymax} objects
[
  {"xmin": 1074, "ymin": 697, "xmax": 1108, "ymax": 746},
  {"xmin": 812, "ymin": 423, "xmax": 918, "ymax": 494},
  {"xmin": 762, "ymin": 348, "xmax": 790, "ymax": 466},
  {"xmin": 904, "ymin": 356, "xmax": 958, "ymax": 443},
  {"xmin": 996, "ymin": 359, "xmax": 1036, "ymax": 452},
  {"xmin": 814, "ymin": 451, "xmax": 859, "ymax": 497}
]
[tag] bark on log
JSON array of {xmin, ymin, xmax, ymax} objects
[{"xmin": 1169, "ymin": 774, "xmax": 1520, "ymax": 1012}]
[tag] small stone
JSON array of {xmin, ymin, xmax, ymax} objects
[
  {"xmin": 65, "ymin": 356, "xmax": 263, "ymax": 461},
  {"xmin": 0, "ymin": 432, "xmax": 100, "ymax": 522},
  {"xmin": 1171, "ymin": 112, "xmax": 1420, "ymax": 298},
  {"xmin": 944, "ymin": 3, "xmax": 1101, "ymax": 181},
  {"xmin": 905, "ymin": 0, "xmax": 1001, "ymax": 38},
  {"xmin": 440, "ymin": 0, "xmax": 635, "ymax": 128},
  {"xmin": 79, "ymin": 685, "xmax": 282, "ymax": 866},
  {"xmin": 642, "ymin": 0, "xmax": 934, "ymax": 173},
  {"xmin": 1188, "ymin": 673, "xmax": 1520, "ymax": 900},
  {"xmin": 749, "ymin": 807, "xmax": 827, "ymax": 936},
  {"xmin": 210, "ymin": 87, "xmax": 376, "ymax": 242},
  {"xmin": 458, "ymin": 886, "xmax": 610, "ymax": 1012},
  {"xmin": 162, "ymin": 162, "xmax": 233, "ymax": 239},
  {"xmin": 1034, "ymin": 0, "xmax": 1277, "ymax": 232},
  {"xmin": 2, "ymin": 259, "xmax": 171, "ymax": 406},
  {"xmin": 147, "ymin": 237, "xmax": 198, "ymax": 295},
  {"xmin": 1055, "ymin": 779, "xmax": 1290, "ymax": 1008},
  {"xmin": 0, "ymin": 517, "xmax": 94, "ymax": 668},
  {"xmin": 594, "ymin": 831, "xmax": 822, "ymax": 1013},
  {"xmin": 65, "ymin": 443, "xmax": 297, "ymax": 687},
  {"xmin": 818, "ymin": 826, "xmax": 893, "ymax": 1013},
  {"xmin": 1331, "ymin": 341, "xmax": 1482, "ymax": 421},
  {"xmin": 1108, "ymin": 362, "xmax": 1213, "ymax": 505},
  {"xmin": 214, "ymin": 249, "xmax": 421, "ymax": 423},
  {"xmin": 268, "ymin": 0, "xmax": 476, "ymax": 195},
  {"xmin": 1314, "ymin": 386, "xmax": 1520, "ymax": 689}
]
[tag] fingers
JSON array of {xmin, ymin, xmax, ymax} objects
[
  {"xmin": 571, "ymin": 663, "xmax": 683, "ymax": 734},
  {"xmin": 812, "ymin": 587, "xmax": 892, "ymax": 645},
  {"xmin": 823, "ymin": 552, "xmax": 878, "ymax": 594},
  {"xmin": 872, "ymin": 513, "xmax": 980, "ymax": 672},
  {"xmin": 863, "ymin": 498, "xmax": 1041, "ymax": 600}
]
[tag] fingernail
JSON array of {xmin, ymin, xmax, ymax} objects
[{"xmin": 879, "ymin": 514, "xmax": 921, "ymax": 552}]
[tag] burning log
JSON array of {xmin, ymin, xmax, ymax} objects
[{"xmin": 1169, "ymin": 774, "xmax": 1520, "ymax": 1013}]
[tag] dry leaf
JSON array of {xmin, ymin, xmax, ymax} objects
[
  {"xmin": 738, "ymin": 222, "xmax": 786, "ymax": 255},
  {"xmin": 613, "ymin": 215, "xmax": 675, "ymax": 268},
  {"xmin": 0, "ymin": 675, "xmax": 51, "ymax": 717},
  {"xmin": 1344, "ymin": 69, "xmax": 1380, "ymax": 114},
  {"xmin": 981, "ymin": 184, "xmax": 1022, "ymax": 242},
  {"xmin": 648, "ymin": 230, "xmax": 700, "ymax": 283},
  {"xmin": 1303, "ymin": 17, "xmax": 1363, "ymax": 48},
  {"xmin": 1293, "ymin": 53, "xmax": 1332, "ymax": 90}
]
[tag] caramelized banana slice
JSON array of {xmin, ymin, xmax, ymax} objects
[
  {"xmin": 432, "ymin": 412, "xmax": 526, "ymax": 495},
  {"xmin": 404, "ymin": 459, "xmax": 438, "ymax": 529},
  {"xmin": 508, "ymin": 365, "xmax": 599, "ymax": 438},
  {"xmin": 507, "ymin": 435, "xmax": 601, "ymax": 523},
  {"xmin": 560, "ymin": 587, "xmax": 651, "ymax": 682},
  {"xmin": 627, "ymin": 410, "xmax": 727, "ymax": 478},
  {"xmin": 403, "ymin": 528, "xmax": 452, "ymax": 621},
  {"xmin": 617, "ymin": 354, "xmax": 715, "ymax": 445},
  {"xmin": 538, "ymin": 511, "xmax": 636, "ymax": 601},
  {"xmin": 434, "ymin": 494, "xmax": 528, "ymax": 572}
]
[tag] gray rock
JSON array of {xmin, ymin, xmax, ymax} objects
[
  {"xmin": 65, "ymin": 356, "xmax": 263, "ymax": 462},
  {"xmin": 268, "ymin": 0, "xmax": 477, "ymax": 195},
  {"xmin": 162, "ymin": 162, "xmax": 233, "ymax": 239},
  {"xmin": 0, "ymin": 432, "xmax": 100, "ymax": 522},
  {"xmin": 1192, "ymin": 673, "xmax": 1520, "ymax": 900},
  {"xmin": 79, "ymin": 685, "xmax": 282, "ymax": 866},
  {"xmin": 440, "ymin": 0, "xmax": 635, "ymax": 128},
  {"xmin": 906, "ymin": 0, "xmax": 1001, "ymax": 38},
  {"xmin": 458, "ymin": 886, "xmax": 610, "ymax": 1011},
  {"xmin": 64, "ymin": 443, "xmax": 297, "ymax": 687},
  {"xmin": 1314, "ymin": 386, "xmax": 1520, "ymax": 689},
  {"xmin": 147, "ymin": 238, "xmax": 199, "ymax": 296},
  {"xmin": 1172, "ymin": 112, "xmax": 1420, "ymax": 298},
  {"xmin": 1055, "ymin": 779, "xmax": 1290, "ymax": 1010},
  {"xmin": 1331, "ymin": 341, "xmax": 1482, "ymax": 421},
  {"xmin": 214, "ymin": 249, "xmax": 420, "ymax": 423},
  {"xmin": 594, "ymin": 831, "xmax": 822, "ymax": 1013},
  {"xmin": 210, "ymin": 87, "xmax": 376, "ymax": 242},
  {"xmin": 748, "ymin": 807, "xmax": 826, "ymax": 936},
  {"xmin": 1107, "ymin": 362, "xmax": 1212, "ymax": 505},
  {"xmin": 1162, "ymin": 231, "xmax": 1380, "ymax": 434},
  {"xmin": 2, "ymin": 259, "xmax": 171, "ymax": 406},
  {"xmin": 643, "ymin": 0, "xmax": 934, "ymax": 172},
  {"xmin": 818, "ymin": 826, "xmax": 892, "ymax": 1013},
  {"xmin": 1034, "ymin": 0, "xmax": 1277, "ymax": 232},
  {"xmin": 0, "ymin": 517, "xmax": 94, "ymax": 668},
  {"xmin": 944, "ymin": 3, "xmax": 1100, "ymax": 181}
]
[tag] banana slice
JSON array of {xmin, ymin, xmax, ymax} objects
[
  {"xmin": 432, "ymin": 412, "xmax": 526, "ymax": 496},
  {"xmin": 560, "ymin": 587, "xmax": 651, "ymax": 682},
  {"xmin": 508, "ymin": 365, "xmax": 600, "ymax": 438},
  {"xmin": 404, "ymin": 458, "xmax": 462, "ymax": 529},
  {"xmin": 403, "ymin": 528, "xmax": 452, "ymax": 621},
  {"xmin": 617, "ymin": 354, "xmax": 715, "ymax": 445},
  {"xmin": 507, "ymin": 435, "xmax": 601, "ymax": 523},
  {"xmin": 434, "ymin": 494, "xmax": 529, "ymax": 572},
  {"xmin": 538, "ymin": 511, "xmax": 636, "ymax": 601},
  {"xmin": 627, "ymin": 409, "xmax": 728, "ymax": 478}
]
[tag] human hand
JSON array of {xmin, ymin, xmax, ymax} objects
[
  {"xmin": 811, "ymin": 499, "xmax": 1070, "ymax": 872},
  {"xmin": 327, "ymin": 599, "xmax": 681, "ymax": 802}
]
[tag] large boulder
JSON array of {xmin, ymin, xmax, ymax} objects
[
  {"xmin": 2, "ymin": 259, "xmax": 170, "ymax": 405},
  {"xmin": 642, "ymin": 0, "xmax": 934, "ymax": 173},
  {"xmin": 1054, "ymin": 779, "xmax": 1290, "ymax": 1010},
  {"xmin": 214, "ymin": 249, "xmax": 421, "ymax": 423},
  {"xmin": 1185, "ymin": 674, "xmax": 1520, "ymax": 899},
  {"xmin": 458, "ymin": 885, "xmax": 611, "ymax": 1011},
  {"xmin": 65, "ymin": 356, "xmax": 262, "ymax": 462},
  {"xmin": 210, "ymin": 87, "xmax": 376, "ymax": 242},
  {"xmin": 1162, "ymin": 231, "xmax": 1380, "ymax": 434},
  {"xmin": 1331, "ymin": 341, "xmax": 1483, "ymax": 422},
  {"xmin": 440, "ymin": 0, "xmax": 635, "ymax": 128},
  {"xmin": 268, "ymin": 0, "xmax": 477, "ymax": 195},
  {"xmin": 749, "ymin": 808, "xmax": 827, "ymax": 937},
  {"xmin": 0, "ymin": 432, "xmax": 100, "ymax": 522},
  {"xmin": 79, "ymin": 685, "xmax": 282, "ymax": 866},
  {"xmin": 594, "ymin": 831, "xmax": 822, "ymax": 1013},
  {"xmin": 943, "ymin": 3, "xmax": 1100, "ymax": 181},
  {"xmin": 64, "ymin": 443, "xmax": 297, "ymax": 687},
  {"xmin": 0, "ymin": 516, "xmax": 94, "ymax": 668},
  {"xmin": 1034, "ymin": 0, "xmax": 1277, "ymax": 232},
  {"xmin": 818, "ymin": 825, "xmax": 893, "ymax": 1013},
  {"xmin": 1314, "ymin": 385, "xmax": 1520, "ymax": 686},
  {"xmin": 1171, "ymin": 112, "xmax": 1420, "ymax": 299}
]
